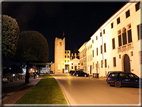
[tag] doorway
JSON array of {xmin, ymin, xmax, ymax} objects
[
  {"xmin": 65, "ymin": 65, "xmax": 69, "ymax": 73},
  {"xmin": 90, "ymin": 65, "xmax": 92, "ymax": 74},
  {"xmin": 123, "ymin": 54, "xmax": 131, "ymax": 73}
]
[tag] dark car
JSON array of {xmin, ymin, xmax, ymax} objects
[
  {"xmin": 74, "ymin": 70, "xmax": 89, "ymax": 77},
  {"xmin": 69, "ymin": 70, "xmax": 75, "ymax": 75},
  {"xmin": 106, "ymin": 71, "xmax": 141, "ymax": 88},
  {"xmin": 70, "ymin": 71, "xmax": 75, "ymax": 75}
]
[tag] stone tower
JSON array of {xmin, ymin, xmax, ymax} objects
[{"xmin": 54, "ymin": 37, "xmax": 65, "ymax": 74}]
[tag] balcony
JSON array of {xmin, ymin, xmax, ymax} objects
[{"xmin": 118, "ymin": 42, "xmax": 133, "ymax": 53}]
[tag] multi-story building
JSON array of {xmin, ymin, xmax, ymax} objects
[
  {"xmin": 65, "ymin": 50, "xmax": 71, "ymax": 73},
  {"xmin": 51, "ymin": 37, "xmax": 80, "ymax": 74},
  {"xmin": 78, "ymin": 42, "xmax": 87, "ymax": 72},
  {"xmin": 79, "ymin": 1, "xmax": 141, "ymax": 77}
]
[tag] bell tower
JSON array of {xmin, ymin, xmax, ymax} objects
[{"xmin": 54, "ymin": 37, "xmax": 65, "ymax": 74}]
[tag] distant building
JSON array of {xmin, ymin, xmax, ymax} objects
[
  {"xmin": 78, "ymin": 1, "xmax": 141, "ymax": 77},
  {"xmin": 70, "ymin": 53, "xmax": 80, "ymax": 71},
  {"xmin": 51, "ymin": 37, "xmax": 80, "ymax": 74},
  {"xmin": 41, "ymin": 63, "xmax": 51, "ymax": 73}
]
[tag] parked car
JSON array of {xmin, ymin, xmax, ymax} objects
[
  {"xmin": 106, "ymin": 71, "xmax": 141, "ymax": 88},
  {"xmin": 50, "ymin": 71, "xmax": 53, "ymax": 74},
  {"xmin": 2, "ymin": 78, "xmax": 9, "ymax": 83},
  {"xmin": 69, "ymin": 70, "xmax": 75, "ymax": 74},
  {"xmin": 74, "ymin": 70, "xmax": 89, "ymax": 77},
  {"xmin": 71, "ymin": 71, "xmax": 75, "ymax": 75}
]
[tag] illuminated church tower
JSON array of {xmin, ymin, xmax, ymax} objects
[{"xmin": 54, "ymin": 37, "xmax": 65, "ymax": 74}]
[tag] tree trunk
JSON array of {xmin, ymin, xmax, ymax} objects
[{"xmin": 25, "ymin": 61, "xmax": 29, "ymax": 83}]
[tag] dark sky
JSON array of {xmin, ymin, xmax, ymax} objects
[{"xmin": 2, "ymin": 1, "xmax": 127, "ymax": 66}]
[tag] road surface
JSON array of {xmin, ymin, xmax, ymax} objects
[{"xmin": 51, "ymin": 74, "xmax": 141, "ymax": 106}]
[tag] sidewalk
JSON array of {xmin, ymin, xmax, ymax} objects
[
  {"xmin": 2, "ymin": 75, "xmax": 42, "ymax": 104},
  {"xmin": 88, "ymin": 75, "xmax": 106, "ymax": 80}
]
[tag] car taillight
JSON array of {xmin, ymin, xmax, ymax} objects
[{"xmin": 107, "ymin": 78, "xmax": 110, "ymax": 81}]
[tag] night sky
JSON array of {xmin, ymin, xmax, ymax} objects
[{"xmin": 2, "ymin": 1, "xmax": 127, "ymax": 66}]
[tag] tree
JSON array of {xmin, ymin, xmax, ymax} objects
[
  {"xmin": 12, "ymin": 31, "xmax": 49, "ymax": 83},
  {"xmin": 2, "ymin": 15, "xmax": 20, "ymax": 58}
]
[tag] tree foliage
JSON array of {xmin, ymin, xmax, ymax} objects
[
  {"xmin": 12, "ymin": 31, "xmax": 49, "ymax": 83},
  {"xmin": 2, "ymin": 15, "xmax": 20, "ymax": 58},
  {"xmin": 13, "ymin": 31, "xmax": 49, "ymax": 63}
]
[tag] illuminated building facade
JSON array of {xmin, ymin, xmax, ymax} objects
[
  {"xmin": 54, "ymin": 37, "xmax": 65, "ymax": 74},
  {"xmin": 78, "ymin": 42, "xmax": 87, "ymax": 72},
  {"xmin": 79, "ymin": 1, "xmax": 141, "ymax": 77}
]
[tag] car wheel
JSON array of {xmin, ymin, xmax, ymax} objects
[
  {"xmin": 84, "ymin": 74, "xmax": 87, "ymax": 77},
  {"xmin": 115, "ymin": 81, "xmax": 121, "ymax": 88},
  {"xmin": 76, "ymin": 74, "xmax": 78, "ymax": 77}
]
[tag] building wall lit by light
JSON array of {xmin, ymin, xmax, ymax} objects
[{"xmin": 78, "ymin": 1, "xmax": 141, "ymax": 77}]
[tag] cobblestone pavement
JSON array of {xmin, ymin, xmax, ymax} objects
[{"xmin": 2, "ymin": 75, "xmax": 42, "ymax": 105}]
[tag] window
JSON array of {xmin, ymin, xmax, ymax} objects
[
  {"xmin": 118, "ymin": 35, "xmax": 122, "ymax": 46},
  {"xmin": 131, "ymin": 51, "xmax": 133, "ymax": 56},
  {"xmin": 140, "ymin": 51, "xmax": 142, "ymax": 64},
  {"xmin": 117, "ymin": 17, "xmax": 120, "ymax": 24},
  {"xmin": 122, "ymin": 28, "xmax": 127, "ymax": 45},
  {"xmin": 68, "ymin": 56, "xmax": 70, "ymax": 58},
  {"xmin": 93, "ymin": 62, "xmax": 94, "ymax": 69},
  {"xmin": 112, "ymin": 38, "xmax": 115, "ymax": 49},
  {"xmin": 105, "ymin": 59, "xmax": 107, "ymax": 68},
  {"xmin": 135, "ymin": 2, "xmax": 140, "ymax": 11},
  {"xmin": 96, "ymin": 36, "xmax": 98, "ymax": 40},
  {"xmin": 113, "ymin": 57, "xmax": 116, "ymax": 67},
  {"xmin": 65, "ymin": 56, "xmax": 66, "ymax": 58},
  {"xmin": 101, "ymin": 60, "xmax": 103, "ymax": 68},
  {"xmin": 60, "ymin": 42, "xmax": 62, "ymax": 46},
  {"xmin": 119, "ymin": 54, "xmax": 121, "ymax": 59},
  {"xmin": 78, "ymin": 63, "xmax": 80, "ymax": 65},
  {"xmin": 65, "ymin": 60, "xmax": 66, "ymax": 62},
  {"xmin": 100, "ymin": 32, "xmax": 102, "ymax": 37},
  {"xmin": 96, "ymin": 48, "xmax": 98, "ymax": 56},
  {"xmin": 111, "ymin": 23, "xmax": 113, "ymax": 29},
  {"xmin": 100, "ymin": 45, "xmax": 102, "ymax": 54},
  {"xmin": 92, "ymin": 39, "xmax": 94, "ymax": 43},
  {"xmin": 103, "ymin": 29, "xmax": 105, "ymax": 34},
  {"xmin": 72, "ymin": 63, "xmax": 73, "ymax": 65},
  {"xmin": 128, "ymin": 29, "xmax": 132, "ymax": 43},
  {"xmin": 137, "ymin": 23, "xmax": 142, "ymax": 40},
  {"xmin": 92, "ymin": 50, "xmax": 94, "ymax": 57},
  {"xmin": 104, "ymin": 43, "xmax": 106, "ymax": 52},
  {"xmin": 126, "ymin": 10, "xmax": 130, "ymax": 18},
  {"xmin": 109, "ymin": 73, "xmax": 118, "ymax": 77},
  {"xmin": 71, "ymin": 66, "xmax": 73, "ymax": 69}
]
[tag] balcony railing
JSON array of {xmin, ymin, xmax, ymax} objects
[{"xmin": 118, "ymin": 42, "xmax": 133, "ymax": 53}]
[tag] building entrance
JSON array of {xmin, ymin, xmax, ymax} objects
[
  {"xmin": 123, "ymin": 54, "xmax": 131, "ymax": 73},
  {"xmin": 65, "ymin": 65, "xmax": 69, "ymax": 73}
]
